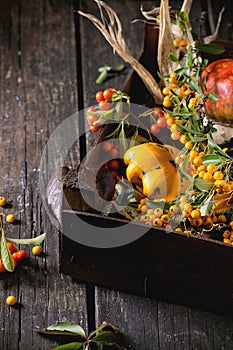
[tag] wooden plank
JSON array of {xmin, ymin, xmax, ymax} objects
[
  {"xmin": 77, "ymin": 1, "xmax": 233, "ymax": 349},
  {"xmin": 0, "ymin": 1, "xmax": 88, "ymax": 349}
]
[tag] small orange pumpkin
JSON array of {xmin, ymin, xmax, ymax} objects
[{"xmin": 202, "ymin": 58, "xmax": 233, "ymax": 125}]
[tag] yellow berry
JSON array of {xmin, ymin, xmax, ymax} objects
[
  {"xmin": 198, "ymin": 170, "xmax": 206, "ymax": 179},
  {"xmin": 0, "ymin": 196, "xmax": 7, "ymax": 207},
  {"xmin": 184, "ymin": 89, "xmax": 193, "ymax": 96},
  {"xmin": 6, "ymin": 214, "xmax": 15, "ymax": 223},
  {"xmin": 153, "ymin": 208, "xmax": 163, "ymax": 218},
  {"xmin": 197, "ymin": 164, "xmax": 207, "ymax": 172},
  {"xmin": 171, "ymin": 132, "xmax": 180, "ymax": 140},
  {"xmin": 213, "ymin": 171, "xmax": 224, "ymax": 181},
  {"xmin": 163, "ymin": 98, "xmax": 172, "ymax": 108},
  {"xmin": 6, "ymin": 295, "xmax": 17, "ymax": 306},
  {"xmin": 206, "ymin": 164, "xmax": 216, "ymax": 173},
  {"xmin": 173, "ymin": 39, "xmax": 180, "ymax": 48},
  {"xmin": 175, "ymin": 227, "xmax": 183, "ymax": 232},
  {"xmin": 183, "ymin": 203, "xmax": 192, "ymax": 212},
  {"xmin": 193, "ymin": 156, "xmax": 202, "ymax": 167},
  {"xmin": 190, "ymin": 209, "xmax": 201, "ymax": 219},
  {"xmin": 162, "ymin": 87, "xmax": 170, "ymax": 95},
  {"xmin": 217, "ymin": 215, "xmax": 227, "ymax": 223},
  {"xmin": 152, "ymin": 218, "xmax": 163, "ymax": 227},
  {"xmin": 203, "ymin": 172, "xmax": 213, "ymax": 181},
  {"xmin": 32, "ymin": 246, "xmax": 42, "ymax": 256},
  {"xmin": 189, "ymin": 150, "xmax": 198, "ymax": 160},
  {"xmin": 169, "ymin": 205, "xmax": 179, "ymax": 215},
  {"xmin": 179, "ymin": 134, "xmax": 189, "ymax": 144},
  {"xmin": 185, "ymin": 141, "xmax": 193, "ymax": 150}
]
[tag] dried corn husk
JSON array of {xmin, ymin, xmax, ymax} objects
[{"xmin": 78, "ymin": 0, "xmax": 163, "ymax": 103}]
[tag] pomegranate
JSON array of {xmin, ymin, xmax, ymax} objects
[{"xmin": 202, "ymin": 58, "xmax": 233, "ymax": 125}]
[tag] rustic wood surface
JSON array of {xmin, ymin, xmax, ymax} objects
[{"xmin": 0, "ymin": 0, "xmax": 233, "ymax": 349}]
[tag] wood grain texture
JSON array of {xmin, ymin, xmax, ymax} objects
[
  {"xmin": 78, "ymin": 1, "xmax": 233, "ymax": 349},
  {"xmin": 0, "ymin": 1, "xmax": 87, "ymax": 349}
]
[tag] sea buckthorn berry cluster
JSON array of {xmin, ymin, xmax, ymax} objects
[
  {"xmin": 222, "ymin": 222, "xmax": 233, "ymax": 245},
  {"xmin": 86, "ymin": 88, "xmax": 116, "ymax": 132},
  {"xmin": 101, "ymin": 141, "xmax": 119, "ymax": 160},
  {"xmin": 173, "ymin": 38, "xmax": 188, "ymax": 48},
  {"xmin": 138, "ymin": 201, "xmax": 182, "ymax": 230},
  {"xmin": 150, "ymin": 108, "xmax": 168, "ymax": 135},
  {"xmin": 0, "ymin": 244, "xmax": 27, "ymax": 274}
]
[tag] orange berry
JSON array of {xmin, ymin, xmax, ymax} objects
[
  {"xmin": 179, "ymin": 134, "xmax": 189, "ymax": 144},
  {"xmin": 179, "ymin": 38, "xmax": 187, "ymax": 47},
  {"xmin": 203, "ymin": 172, "xmax": 213, "ymax": 181},
  {"xmin": 6, "ymin": 295, "xmax": 17, "ymax": 306},
  {"xmin": 185, "ymin": 141, "xmax": 193, "ymax": 150},
  {"xmin": 0, "ymin": 260, "xmax": 6, "ymax": 273},
  {"xmin": 32, "ymin": 246, "xmax": 42, "ymax": 256},
  {"xmin": 0, "ymin": 196, "xmax": 7, "ymax": 207},
  {"xmin": 193, "ymin": 156, "xmax": 202, "ymax": 167},
  {"xmin": 162, "ymin": 87, "xmax": 170, "ymax": 95},
  {"xmin": 217, "ymin": 215, "xmax": 227, "ymax": 223},
  {"xmin": 190, "ymin": 209, "xmax": 201, "ymax": 219},
  {"xmin": 206, "ymin": 164, "xmax": 216, "ymax": 173},
  {"xmin": 213, "ymin": 171, "xmax": 224, "ymax": 181},
  {"xmin": 6, "ymin": 214, "xmax": 15, "ymax": 223}
]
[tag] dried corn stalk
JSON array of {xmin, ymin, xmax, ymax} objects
[
  {"xmin": 157, "ymin": 0, "xmax": 177, "ymax": 76},
  {"xmin": 78, "ymin": 0, "xmax": 163, "ymax": 103}
]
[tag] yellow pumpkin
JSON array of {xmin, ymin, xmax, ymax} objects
[{"xmin": 124, "ymin": 143, "xmax": 184, "ymax": 202}]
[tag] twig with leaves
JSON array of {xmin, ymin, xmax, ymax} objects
[
  {"xmin": 36, "ymin": 321, "xmax": 127, "ymax": 350},
  {"xmin": 0, "ymin": 214, "xmax": 45, "ymax": 272}
]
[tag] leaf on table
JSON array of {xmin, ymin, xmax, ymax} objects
[
  {"xmin": 51, "ymin": 342, "xmax": 84, "ymax": 350},
  {"xmin": 6, "ymin": 233, "xmax": 46, "ymax": 246},
  {"xmin": 1, "ymin": 228, "xmax": 14, "ymax": 272},
  {"xmin": 92, "ymin": 330, "xmax": 127, "ymax": 349},
  {"xmin": 89, "ymin": 322, "xmax": 119, "ymax": 338},
  {"xmin": 37, "ymin": 322, "xmax": 86, "ymax": 338}
]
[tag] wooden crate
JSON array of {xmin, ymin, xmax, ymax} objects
[{"xmin": 59, "ymin": 24, "xmax": 233, "ymax": 316}]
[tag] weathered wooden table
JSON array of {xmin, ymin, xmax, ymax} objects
[{"xmin": 0, "ymin": 1, "xmax": 233, "ymax": 349}]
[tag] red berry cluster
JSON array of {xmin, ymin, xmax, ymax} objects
[
  {"xmin": 0, "ymin": 243, "xmax": 27, "ymax": 273},
  {"xmin": 150, "ymin": 108, "xmax": 168, "ymax": 134},
  {"xmin": 86, "ymin": 88, "xmax": 115, "ymax": 132}
]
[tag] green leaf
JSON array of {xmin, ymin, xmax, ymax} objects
[
  {"xmin": 200, "ymin": 193, "xmax": 214, "ymax": 216},
  {"xmin": 89, "ymin": 322, "xmax": 119, "ymax": 338},
  {"xmin": 194, "ymin": 178, "xmax": 213, "ymax": 191},
  {"xmin": 1, "ymin": 228, "xmax": 14, "ymax": 272},
  {"xmin": 207, "ymin": 92, "xmax": 218, "ymax": 102},
  {"xmin": 202, "ymin": 154, "xmax": 227, "ymax": 165},
  {"xmin": 179, "ymin": 11, "xmax": 190, "ymax": 23},
  {"xmin": 6, "ymin": 233, "xmax": 46, "ymax": 246},
  {"xmin": 207, "ymin": 135, "xmax": 231, "ymax": 158},
  {"xmin": 51, "ymin": 342, "xmax": 84, "ymax": 350},
  {"xmin": 189, "ymin": 135, "xmax": 207, "ymax": 143},
  {"xmin": 96, "ymin": 69, "xmax": 108, "ymax": 84},
  {"xmin": 37, "ymin": 322, "xmax": 86, "ymax": 338},
  {"xmin": 98, "ymin": 66, "xmax": 111, "ymax": 72},
  {"xmin": 168, "ymin": 53, "xmax": 179, "ymax": 62},
  {"xmin": 197, "ymin": 43, "xmax": 225, "ymax": 55},
  {"xmin": 92, "ymin": 330, "xmax": 119, "ymax": 344},
  {"xmin": 189, "ymin": 79, "xmax": 202, "ymax": 94},
  {"xmin": 110, "ymin": 64, "xmax": 125, "ymax": 72}
]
